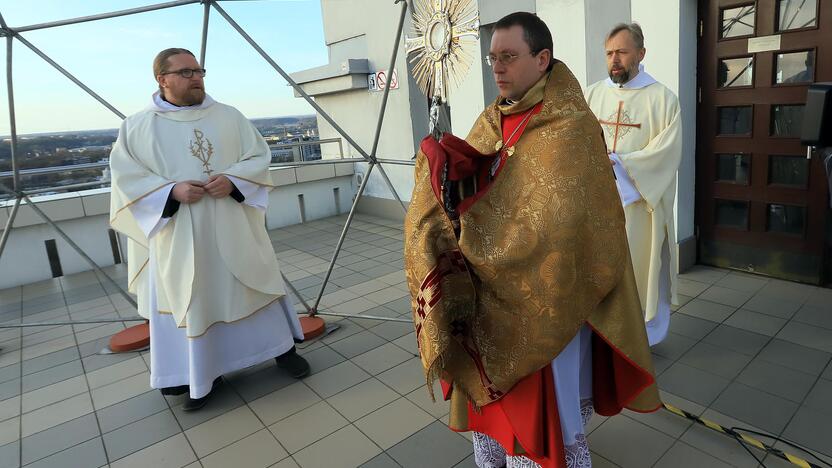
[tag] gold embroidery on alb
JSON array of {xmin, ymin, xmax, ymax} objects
[{"xmin": 189, "ymin": 129, "xmax": 214, "ymax": 175}]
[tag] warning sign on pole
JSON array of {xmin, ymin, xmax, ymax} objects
[{"xmin": 368, "ymin": 69, "xmax": 399, "ymax": 91}]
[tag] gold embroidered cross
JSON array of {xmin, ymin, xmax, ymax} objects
[
  {"xmin": 598, "ymin": 100, "xmax": 641, "ymax": 153},
  {"xmin": 189, "ymin": 129, "xmax": 214, "ymax": 175}
]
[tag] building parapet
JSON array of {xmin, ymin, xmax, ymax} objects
[
  {"xmin": 289, "ymin": 58, "xmax": 371, "ymax": 97},
  {"xmin": 0, "ymin": 162, "xmax": 356, "ymax": 289}
]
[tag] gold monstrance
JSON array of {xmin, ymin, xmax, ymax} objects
[{"xmin": 405, "ymin": 0, "xmax": 479, "ymax": 135}]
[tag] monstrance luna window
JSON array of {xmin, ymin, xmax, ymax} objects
[{"xmin": 405, "ymin": 0, "xmax": 479, "ymax": 130}]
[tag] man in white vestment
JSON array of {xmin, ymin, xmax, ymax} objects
[
  {"xmin": 585, "ymin": 23, "xmax": 683, "ymax": 346},
  {"xmin": 109, "ymin": 48, "xmax": 309, "ymax": 411}
]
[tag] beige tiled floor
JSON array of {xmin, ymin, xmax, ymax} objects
[{"xmin": 1, "ymin": 213, "xmax": 831, "ymax": 467}]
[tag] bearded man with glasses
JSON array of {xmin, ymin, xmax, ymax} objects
[
  {"xmin": 404, "ymin": 12, "xmax": 660, "ymax": 468},
  {"xmin": 109, "ymin": 47, "xmax": 309, "ymax": 412}
]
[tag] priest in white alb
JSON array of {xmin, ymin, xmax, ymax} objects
[
  {"xmin": 585, "ymin": 23, "xmax": 682, "ymax": 346},
  {"xmin": 109, "ymin": 48, "xmax": 309, "ymax": 411}
]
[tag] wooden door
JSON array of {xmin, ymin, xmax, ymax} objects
[{"xmin": 697, "ymin": 0, "xmax": 832, "ymax": 284}]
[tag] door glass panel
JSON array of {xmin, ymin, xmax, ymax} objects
[
  {"xmin": 718, "ymin": 106, "xmax": 753, "ymax": 135},
  {"xmin": 721, "ymin": 5, "xmax": 756, "ymax": 38},
  {"xmin": 719, "ymin": 57, "xmax": 754, "ymax": 88},
  {"xmin": 715, "ymin": 199, "xmax": 749, "ymax": 229},
  {"xmin": 777, "ymin": 0, "xmax": 817, "ymax": 31},
  {"xmin": 769, "ymin": 155, "xmax": 809, "ymax": 187},
  {"xmin": 771, "ymin": 105, "xmax": 804, "ymax": 137},
  {"xmin": 716, "ymin": 154, "xmax": 750, "ymax": 184},
  {"xmin": 767, "ymin": 204, "xmax": 806, "ymax": 234},
  {"xmin": 775, "ymin": 50, "xmax": 814, "ymax": 84}
]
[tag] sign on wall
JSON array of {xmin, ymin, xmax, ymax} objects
[{"xmin": 368, "ymin": 69, "xmax": 399, "ymax": 91}]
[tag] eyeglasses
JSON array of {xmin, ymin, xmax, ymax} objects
[
  {"xmin": 484, "ymin": 52, "xmax": 536, "ymax": 67},
  {"xmin": 161, "ymin": 68, "xmax": 206, "ymax": 78}
]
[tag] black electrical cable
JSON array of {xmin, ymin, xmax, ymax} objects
[{"xmin": 732, "ymin": 426, "xmax": 832, "ymax": 468}]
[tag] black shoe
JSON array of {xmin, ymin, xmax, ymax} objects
[
  {"xmin": 275, "ymin": 346, "xmax": 310, "ymax": 378},
  {"xmin": 182, "ymin": 377, "xmax": 221, "ymax": 412},
  {"xmin": 160, "ymin": 385, "xmax": 189, "ymax": 396}
]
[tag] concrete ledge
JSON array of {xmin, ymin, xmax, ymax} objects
[
  {"xmin": 0, "ymin": 162, "xmax": 357, "ymax": 228},
  {"xmin": 296, "ymin": 164, "xmax": 336, "ymax": 183},
  {"xmin": 0, "ymin": 163, "xmax": 359, "ymax": 289},
  {"xmin": 293, "ymin": 74, "xmax": 370, "ymax": 98},
  {"xmin": 290, "ymin": 59, "xmax": 371, "ymax": 97},
  {"xmin": 0, "ymin": 204, "xmax": 8, "ymax": 229},
  {"xmin": 80, "ymin": 188, "xmax": 111, "ymax": 217},
  {"xmin": 271, "ymin": 167, "xmax": 298, "ymax": 186},
  {"xmin": 335, "ymin": 163, "xmax": 355, "ymax": 177},
  {"xmin": 290, "ymin": 59, "xmax": 370, "ymax": 84},
  {"xmin": 15, "ymin": 193, "xmax": 85, "ymax": 228}
]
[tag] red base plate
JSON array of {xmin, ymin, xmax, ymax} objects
[
  {"xmin": 300, "ymin": 316, "xmax": 326, "ymax": 340},
  {"xmin": 109, "ymin": 322, "xmax": 150, "ymax": 353}
]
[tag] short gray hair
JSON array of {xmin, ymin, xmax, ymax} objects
[{"xmin": 606, "ymin": 22, "xmax": 645, "ymax": 50}]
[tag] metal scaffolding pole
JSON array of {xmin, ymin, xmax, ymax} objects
[
  {"xmin": 312, "ymin": 161, "xmax": 378, "ymax": 313},
  {"xmin": 14, "ymin": 34, "xmax": 126, "ymax": 119},
  {"xmin": 0, "ymin": 27, "xmax": 133, "ymax": 312},
  {"xmin": 0, "ymin": 198, "xmax": 20, "ymax": 258},
  {"xmin": 21, "ymin": 194, "xmax": 138, "ymax": 308},
  {"xmin": 0, "ymin": 317, "xmax": 145, "ymax": 329},
  {"xmin": 210, "ymin": 1, "xmax": 407, "ymax": 212},
  {"xmin": 0, "ymin": 0, "xmax": 416, "ymax": 331},
  {"xmin": 13, "ymin": 0, "xmax": 201, "ymax": 33},
  {"xmin": 24, "ymin": 181, "xmax": 109, "ymax": 196},
  {"xmin": 311, "ymin": 0, "xmax": 409, "ymax": 315},
  {"xmin": 199, "ymin": 0, "xmax": 211, "ymax": 67},
  {"xmin": 5, "ymin": 36, "xmax": 20, "ymax": 193}
]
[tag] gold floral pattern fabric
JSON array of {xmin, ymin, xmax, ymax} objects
[{"xmin": 404, "ymin": 62, "xmax": 660, "ymax": 411}]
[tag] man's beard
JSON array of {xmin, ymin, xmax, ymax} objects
[
  {"xmin": 179, "ymin": 88, "xmax": 205, "ymax": 106},
  {"xmin": 166, "ymin": 87, "xmax": 205, "ymax": 107},
  {"xmin": 609, "ymin": 65, "xmax": 635, "ymax": 84}
]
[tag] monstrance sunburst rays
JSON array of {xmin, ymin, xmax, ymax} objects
[{"xmin": 405, "ymin": 0, "xmax": 480, "ymax": 103}]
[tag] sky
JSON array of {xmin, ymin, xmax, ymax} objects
[{"xmin": 0, "ymin": 0, "xmax": 329, "ymax": 135}]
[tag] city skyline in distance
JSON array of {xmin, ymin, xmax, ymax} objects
[{"xmin": 0, "ymin": 0, "xmax": 328, "ymax": 135}]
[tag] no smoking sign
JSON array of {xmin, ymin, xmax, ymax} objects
[{"xmin": 368, "ymin": 69, "xmax": 399, "ymax": 91}]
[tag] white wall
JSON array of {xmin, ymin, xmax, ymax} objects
[
  {"xmin": 538, "ymin": 0, "xmax": 590, "ymax": 87},
  {"xmin": 321, "ymin": 0, "xmax": 365, "ymax": 45},
  {"xmin": 0, "ymin": 214, "xmax": 115, "ymax": 290},
  {"xmin": 311, "ymin": 0, "xmax": 698, "ymax": 252},
  {"xmin": 631, "ymin": 0, "xmax": 697, "ymax": 250},
  {"xmin": 540, "ymin": 0, "xmax": 697, "ymax": 267},
  {"xmin": 584, "ymin": 0, "xmax": 631, "ymax": 85},
  {"xmin": 538, "ymin": 0, "xmax": 630, "ymax": 89},
  {"xmin": 314, "ymin": 0, "xmax": 426, "ymax": 203},
  {"xmin": 449, "ymin": 0, "xmax": 537, "ymax": 137},
  {"xmin": 676, "ymin": 0, "xmax": 698, "ymax": 249}
]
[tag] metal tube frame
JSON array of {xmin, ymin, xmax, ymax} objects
[
  {"xmin": 210, "ymin": 1, "xmax": 408, "ymax": 211},
  {"xmin": 15, "ymin": 34, "xmax": 126, "ymax": 119},
  {"xmin": 0, "ymin": 317, "xmax": 145, "ymax": 329},
  {"xmin": 21, "ymin": 194, "xmax": 138, "ymax": 308},
  {"xmin": 0, "ymin": 0, "xmax": 415, "ymax": 331},
  {"xmin": 199, "ymin": 0, "xmax": 210, "ymax": 67},
  {"xmin": 310, "ymin": 0, "xmax": 409, "ymax": 315},
  {"xmin": 0, "ymin": 197, "xmax": 20, "ymax": 258}
]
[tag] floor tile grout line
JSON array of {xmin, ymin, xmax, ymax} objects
[
  {"xmin": 771, "ymin": 361, "xmax": 832, "ymax": 461},
  {"xmin": 220, "ymin": 365, "xmax": 302, "ymax": 468},
  {"xmin": 140, "ymin": 352, "xmax": 203, "ymax": 465},
  {"xmin": 16, "ymin": 291, "xmax": 23, "ymax": 468},
  {"xmin": 59, "ymin": 276, "xmax": 112, "ymax": 467},
  {"xmin": 669, "ymin": 272, "xmax": 806, "ymax": 464},
  {"xmin": 255, "ymin": 338, "xmax": 418, "ymax": 464}
]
